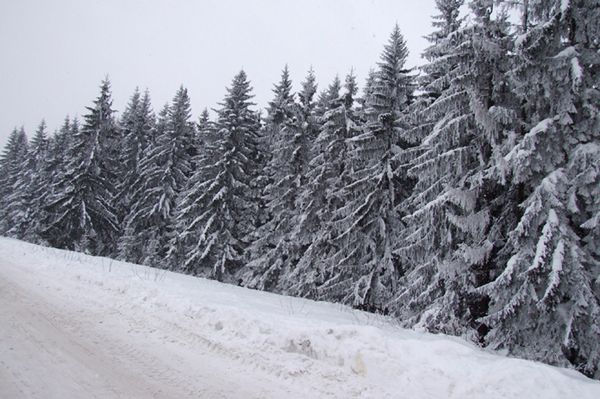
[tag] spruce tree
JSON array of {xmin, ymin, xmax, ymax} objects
[
  {"xmin": 243, "ymin": 66, "xmax": 302, "ymax": 290},
  {"xmin": 120, "ymin": 87, "xmax": 194, "ymax": 265},
  {"xmin": 285, "ymin": 72, "xmax": 361, "ymax": 297},
  {"xmin": 395, "ymin": 0, "xmax": 516, "ymax": 339},
  {"xmin": 478, "ymin": 0, "xmax": 600, "ymax": 377},
  {"xmin": 168, "ymin": 71, "xmax": 260, "ymax": 281},
  {"xmin": 43, "ymin": 117, "xmax": 75, "ymax": 207},
  {"xmin": 115, "ymin": 88, "xmax": 156, "ymax": 225},
  {"xmin": 298, "ymin": 67, "xmax": 318, "ymax": 131},
  {"xmin": 10, "ymin": 120, "xmax": 50, "ymax": 242},
  {"xmin": 394, "ymin": 0, "xmax": 471, "ymax": 330},
  {"xmin": 0, "ymin": 127, "xmax": 28, "ymax": 235},
  {"xmin": 43, "ymin": 79, "xmax": 119, "ymax": 254},
  {"xmin": 196, "ymin": 108, "xmax": 214, "ymax": 146},
  {"xmin": 296, "ymin": 67, "xmax": 320, "ymax": 150},
  {"xmin": 36, "ymin": 117, "xmax": 74, "ymax": 243},
  {"xmin": 321, "ymin": 25, "xmax": 415, "ymax": 311}
]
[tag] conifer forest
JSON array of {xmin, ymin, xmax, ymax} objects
[{"xmin": 1, "ymin": 0, "xmax": 599, "ymax": 378}]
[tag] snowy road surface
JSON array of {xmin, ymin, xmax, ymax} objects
[{"xmin": 1, "ymin": 238, "xmax": 599, "ymax": 399}]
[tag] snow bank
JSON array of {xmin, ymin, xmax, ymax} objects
[{"xmin": 1, "ymin": 237, "xmax": 599, "ymax": 399}]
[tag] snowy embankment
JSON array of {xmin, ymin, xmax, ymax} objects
[{"xmin": 1, "ymin": 238, "xmax": 598, "ymax": 399}]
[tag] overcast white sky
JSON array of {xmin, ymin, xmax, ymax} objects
[{"xmin": 0, "ymin": 0, "xmax": 438, "ymax": 148}]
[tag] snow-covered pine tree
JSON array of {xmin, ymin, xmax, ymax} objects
[
  {"xmin": 163, "ymin": 110, "xmax": 218, "ymax": 272},
  {"xmin": 292, "ymin": 75, "xmax": 343, "ymax": 292},
  {"xmin": 295, "ymin": 66, "xmax": 320, "ymax": 174},
  {"xmin": 0, "ymin": 127, "xmax": 28, "ymax": 235},
  {"xmin": 242, "ymin": 66, "xmax": 304, "ymax": 290},
  {"xmin": 196, "ymin": 108, "xmax": 214, "ymax": 146},
  {"xmin": 168, "ymin": 71, "xmax": 260, "ymax": 281},
  {"xmin": 298, "ymin": 67, "xmax": 319, "ymax": 142},
  {"xmin": 408, "ymin": 0, "xmax": 464, "ymax": 141},
  {"xmin": 42, "ymin": 117, "xmax": 75, "ymax": 211},
  {"xmin": 29, "ymin": 120, "xmax": 49, "ymax": 159},
  {"xmin": 266, "ymin": 66, "xmax": 295, "ymax": 131},
  {"xmin": 38, "ymin": 117, "xmax": 79, "ymax": 245},
  {"xmin": 42, "ymin": 79, "xmax": 119, "ymax": 255},
  {"xmin": 195, "ymin": 108, "xmax": 222, "ymax": 175},
  {"xmin": 119, "ymin": 87, "xmax": 195, "ymax": 265},
  {"xmin": 8, "ymin": 120, "xmax": 51, "ymax": 242},
  {"xmin": 169, "ymin": 86, "xmax": 199, "ymax": 162},
  {"xmin": 197, "ymin": 108, "xmax": 210, "ymax": 129},
  {"xmin": 394, "ymin": 0, "xmax": 516, "ymax": 339},
  {"xmin": 119, "ymin": 104, "xmax": 167, "ymax": 264},
  {"xmin": 284, "ymin": 72, "xmax": 362, "ymax": 298},
  {"xmin": 320, "ymin": 25, "xmax": 415, "ymax": 312},
  {"xmin": 115, "ymin": 88, "xmax": 155, "ymax": 226},
  {"xmin": 392, "ymin": 0, "xmax": 470, "ymax": 331},
  {"xmin": 478, "ymin": 0, "xmax": 600, "ymax": 377}
]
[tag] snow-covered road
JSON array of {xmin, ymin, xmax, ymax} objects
[
  {"xmin": 1, "ymin": 238, "xmax": 599, "ymax": 399},
  {"xmin": 0, "ymin": 247, "xmax": 299, "ymax": 398}
]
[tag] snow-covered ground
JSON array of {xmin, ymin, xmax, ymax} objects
[{"xmin": 1, "ymin": 237, "xmax": 599, "ymax": 399}]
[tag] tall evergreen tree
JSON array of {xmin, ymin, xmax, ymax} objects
[
  {"xmin": 43, "ymin": 117, "xmax": 75, "ymax": 205},
  {"xmin": 479, "ymin": 0, "xmax": 600, "ymax": 377},
  {"xmin": 0, "ymin": 127, "xmax": 28, "ymax": 235},
  {"xmin": 43, "ymin": 79, "xmax": 119, "ymax": 254},
  {"xmin": 297, "ymin": 67, "xmax": 320, "ymax": 146},
  {"xmin": 320, "ymin": 25, "xmax": 415, "ymax": 311},
  {"xmin": 394, "ymin": 0, "xmax": 472, "ymax": 330},
  {"xmin": 298, "ymin": 67, "xmax": 318, "ymax": 127},
  {"xmin": 395, "ymin": 0, "xmax": 516, "ymax": 340},
  {"xmin": 285, "ymin": 72, "xmax": 361, "ymax": 297},
  {"xmin": 243, "ymin": 66, "xmax": 303, "ymax": 290},
  {"xmin": 168, "ymin": 71, "xmax": 260, "ymax": 281},
  {"xmin": 196, "ymin": 108, "xmax": 214, "ymax": 146},
  {"xmin": 9, "ymin": 120, "xmax": 50, "ymax": 241},
  {"xmin": 115, "ymin": 88, "xmax": 156, "ymax": 225},
  {"xmin": 43, "ymin": 118, "xmax": 80, "ymax": 243},
  {"xmin": 120, "ymin": 87, "xmax": 195, "ymax": 265}
]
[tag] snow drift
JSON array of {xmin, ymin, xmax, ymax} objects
[{"xmin": 1, "ymin": 237, "xmax": 598, "ymax": 398}]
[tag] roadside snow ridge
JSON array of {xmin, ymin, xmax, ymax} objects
[{"xmin": 1, "ymin": 237, "xmax": 599, "ymax": 399}]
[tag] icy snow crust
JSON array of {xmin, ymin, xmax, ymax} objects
[{"xmin": 1, "ymin": 238, "xmax": 599, "ymax": 398}]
